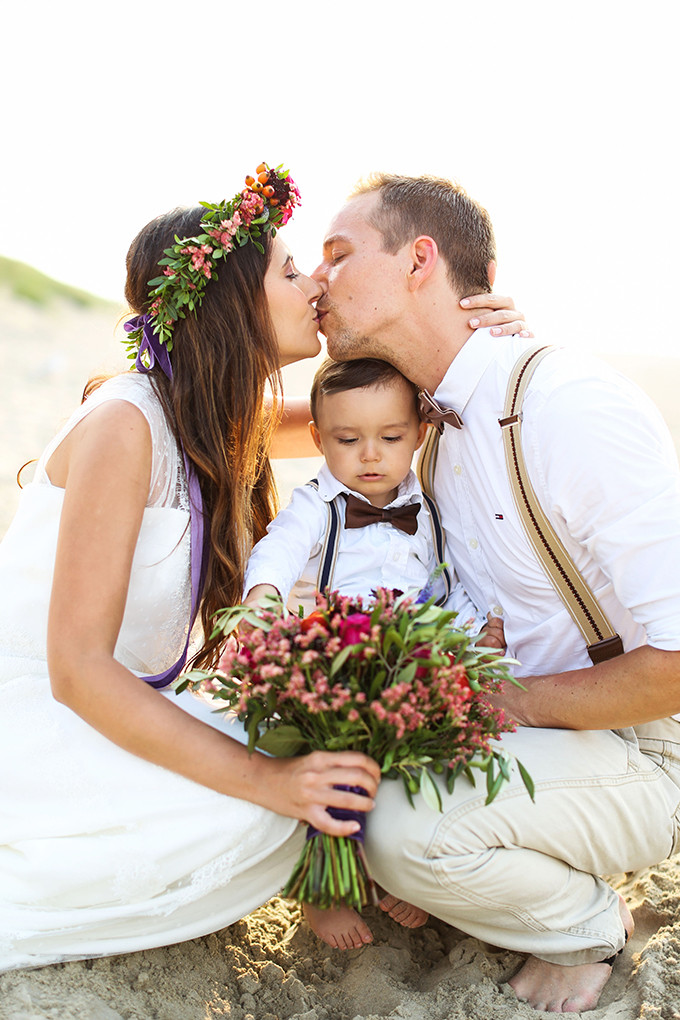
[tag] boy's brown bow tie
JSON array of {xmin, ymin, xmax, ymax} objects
[{"xmin": 344, "ymin": 494, "xmax": 420, "ymax": 535}]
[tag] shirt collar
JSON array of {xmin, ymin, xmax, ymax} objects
[
  {"xmin": 316, "ymin": 462, "xmax": 422, "ymax": 507},
  {"xmin": 433, "ymin": 327, "xmax": 499, "ymax": 415}
]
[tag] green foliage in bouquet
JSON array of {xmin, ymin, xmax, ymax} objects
[{"xmin": 179, "ymin": 588, "xmax": 533, "ymax": 910}]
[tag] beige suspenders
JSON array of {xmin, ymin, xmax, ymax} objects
[{"xmin": 418, "ymin": 345, "xmax": 624, "ymax": 664}]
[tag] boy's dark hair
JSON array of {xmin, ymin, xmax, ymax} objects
[{"xmin": 310, "ymin": 358, "xmax": 419, "ymax": 423}]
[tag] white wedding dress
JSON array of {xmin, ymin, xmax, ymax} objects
[{"xmin": 0, "ymin": 373, "xmax": 303, "ymax": 972}]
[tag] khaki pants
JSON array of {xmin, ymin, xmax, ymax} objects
[{"xmin": 365, "ymin": 720, "xmax": 680, "ymax": 965}]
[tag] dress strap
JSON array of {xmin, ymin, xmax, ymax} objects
[{"xmin": 125, "ymin": 315, "xmax": 207, "ymax": 687}]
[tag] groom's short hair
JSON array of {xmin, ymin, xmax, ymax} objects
[{"xmin": 351, "ymin": 173, "xmax": 496, "ymax": 298}]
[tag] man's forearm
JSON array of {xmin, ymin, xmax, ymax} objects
[{"xmin": 495, "ymin": 645, "xmax": 680, "ymax": 730}]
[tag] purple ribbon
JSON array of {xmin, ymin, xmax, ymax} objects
[
  {"xmin": 124, "ymin": 315, "xmax": 207, "ymax": 689},
  {"xmin": 306, "ymin": 785, "xmax": 370, "ymax": 844}
]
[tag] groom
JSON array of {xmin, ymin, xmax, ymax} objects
[{"xmin": 311, "ymin": 173, "xmax": 680, "ymax": 1013}]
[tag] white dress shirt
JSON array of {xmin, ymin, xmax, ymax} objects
[
  {"xmin": 432, "ymin": 328, "xmax": 680, "ymax": 677},
  {"xmin": 245, "ymin": 462, "xmax": 485, "ymax": 627}
]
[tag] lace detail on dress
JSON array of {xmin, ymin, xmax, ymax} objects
[
  {"xmin": 33, "ymin": 373, "xmax": 186, "ymax": 511},
  {"xmin": 109, "ymin": 804, "xmax": 268, "ymax": 917},
  {"xmin": 0, "ymin": 372, "xmax": 192, "ymax": 678}
]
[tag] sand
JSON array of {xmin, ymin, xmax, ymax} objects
[{"xmin": 2, "ymin": 293, "xmax": 680, "ymax": 1019}]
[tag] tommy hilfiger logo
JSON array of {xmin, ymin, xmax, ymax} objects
[{"xmin": 495, "ymin": 514, "xmax": 504, "ymax": 520}]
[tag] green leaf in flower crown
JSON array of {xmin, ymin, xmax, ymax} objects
[
  {"xmin": 419, "ymin": 768, "xmax": 443, "ymax": 812},
  {"xmin": 256, "ymin": 725, "xmax": 307, "ymax": 757}
]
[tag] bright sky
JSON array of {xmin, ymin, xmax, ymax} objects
[{"xmin": 2, "ymin": 0, "xmax": 677, "ymax": 356}]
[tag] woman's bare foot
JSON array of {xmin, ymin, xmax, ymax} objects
[
  {"xmin": 303, "ymin": 903, "xmax": 373, "ymax": 950},
  {"xmin": 378, "ymin": 893, "xmax": 429, "ymax": 928},
  {"xmin": 508, "ymin": 894, "xmax": 634, "ymax": 1013},
  {"xmin": 303, "ymin": 895, "xmax": 428, "ymax": 949}
]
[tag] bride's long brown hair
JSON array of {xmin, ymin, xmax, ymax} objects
[{"xmin": 124, "ymin": 206, "xmax": 282, "ymax": 669}]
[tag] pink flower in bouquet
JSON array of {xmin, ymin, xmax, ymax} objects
[{"xmin": 339, "ymin": 613, "xmax": 372, "ymax": 648}]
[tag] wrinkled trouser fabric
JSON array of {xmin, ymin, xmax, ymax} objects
[{"xmin": 365, "ymin": 719, "xmax": 680, "ymax": 966}]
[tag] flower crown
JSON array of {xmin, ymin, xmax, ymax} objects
[{"xmin": 125, "ymin": 162, "xmax": 301, "ymax": 358}]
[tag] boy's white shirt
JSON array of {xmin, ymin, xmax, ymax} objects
[{"xmin": 244, "ymin": 461, "xmax": 486, "ymax": 626}]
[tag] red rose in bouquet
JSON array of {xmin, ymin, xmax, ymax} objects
[{"xmin": 180, "ymin": 589, "xmax": 533, "ymax": 911}]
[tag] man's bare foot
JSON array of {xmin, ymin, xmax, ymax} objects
[
  {"xmin": 378, "ymin": 893, "xmax": 429, "ymax": 928},
  {"xmin": 303, "ymin": 903, "xmax": 373, "ymax": 950},
  {"xmin": 508, "ymin": 894, "xmax": 634, "ymax": 1013}
]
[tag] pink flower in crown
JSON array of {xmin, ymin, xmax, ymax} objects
[
  {"xmin": 339, "ymin": 613, "xmax": 372, "ymax": 648},
  {"xmin": 163, "ymin": 267, "xmax": 176, "ymax": 277}
]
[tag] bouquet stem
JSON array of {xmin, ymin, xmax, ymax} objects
[{"xmin": 283, "ymin": 832, "xmax": 379, "ymax": 910}]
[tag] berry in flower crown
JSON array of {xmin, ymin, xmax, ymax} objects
[{"xmin": 124, "ymin": 162, "xmax": 301, "ymax": 358}]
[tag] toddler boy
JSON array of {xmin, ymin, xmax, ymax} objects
[
  {"xmin": 242, "ymin": 359, "xmax": 505, "ymax": 950},
  {"xmin": 245, "ymin": 358, "xmax": 498, "ymax": 637}
]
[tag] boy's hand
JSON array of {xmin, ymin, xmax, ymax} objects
[{"xmin": 239, "ymin": 584, "xmax": 282, "ymax": 636}]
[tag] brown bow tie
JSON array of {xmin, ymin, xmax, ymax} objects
[
  {"xmin": 344, "ymin": 494, "xmax": 420, "ymax": 535},
  {"xmin": 418, "ymin": 389, "xmax": 464, "ymax": 433}
]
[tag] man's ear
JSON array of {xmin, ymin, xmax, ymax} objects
[
  {"xmin": 487, "ymin": 260, "xmax": 497, "ymax": 288},
  {"xmin": 407, "ymin": 236, "xmax": 438, "ymax": 291},
  {"xmin": 309, "ymin": 421, "xmax": 324, "ymax": 455},
  {"xmin": 414, "ymin": 420, "xmax": 429, "ymax": 450}
]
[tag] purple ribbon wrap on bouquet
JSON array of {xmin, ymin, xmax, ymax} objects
[{"xmin": 306, "ymin": 785, "xmax": 370, "ymax": 844}]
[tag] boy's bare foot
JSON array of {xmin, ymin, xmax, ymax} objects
[
  {"xmin": 508, "ymin": 894, "xmax": 634, "ymax": 1013},
  {"xmin": 303, "ymin": 903, "xmax": 373, "ymax": 950},
  {"xmin": 303, "ymin": 895, "xmax": 428, "ymax": 949},
  {"xmin": 378, "ymin": 893, "xmax": 429, "ymax": 928}
]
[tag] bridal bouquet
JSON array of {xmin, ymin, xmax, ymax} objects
[{"xmin": 179, "ymin": 589, "xmax": 533, "ymax": 910}]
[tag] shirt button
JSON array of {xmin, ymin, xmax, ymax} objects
[
  {"xmin": 453, "ymin": 464, "xmax": 463, "ymax": 475},
  {"xmin": 469, "ymin": 538, "xmax": 479, "ymax": 550},
  {"xmin": 493, "ymin": 604, "xmax": 504, "ymax": 616}
]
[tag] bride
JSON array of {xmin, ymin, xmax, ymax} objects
[{"xmin": 0, "ymin": 163, "xmax": 525, "ymax": 970}]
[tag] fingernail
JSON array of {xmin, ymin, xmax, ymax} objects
[
  {"xmin": 460, "ymin": 297, "xmax": 470, "ymax": 306},
  {"xmin": 490, "ymin": 327, "xmax": 501, "ymax": 336},
  {"xmin": 520, "ymin": 330, "xmax": 530, "ymax": 337},
  {"xmin": 470, "ymin": 317, "xmax": 480, "ymax": 327}
]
